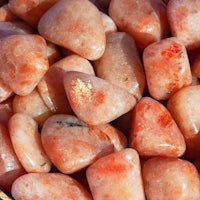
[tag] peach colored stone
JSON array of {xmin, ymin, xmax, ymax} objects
[
  {"xmin": 0, "ymin": 34, "xmax": 49, "ymax": 96},
  {"xmin": 38, "ymin": 54, "xmax": 94, "ymax": 114},
  {"xmin": 11, "ymin": 173, "xmax": 93, "ymax": 200},
  {"xmin": 167, "ymin": 0, "xmax": 200, "ymax": 50},
  {"xmin": 143, "ymin": 37, "xmax": 192, "ymax": 100},
  {"xmin": 9, "ymin": 113, "xmax": 52, "ymax": 173},
  {"xmin": 142, "ymin": 157, "xmax": 200, "ymax": 200},
  {"xmin": 129, "ymin": 97, "xmax": 186, "ymax": 157},
  {"xmin": 86, "ymin": 148, "xmax": 145, "ymax": 200},
  {"xmin": 94, "ymin": 32, "xmax": 145, "ymax": 100},
  {"xmin": 167, "ymin": 85, "xmax": 200, "ymax": 159},
  {"xmin": 41, "ymin": 114, "xmax": 114, "ymax": 174},
  {"xmin": 12, "ymin": 89, "xmax": 52, "ymax": 126},
  {"xmin": 109, "ymin": 0, "xmax": 169, "ymax": 50},
  {"xmin": 8, "ymin": 0, "xmax": 59, "ymax": 27},
  {"xmin": 38, "ymin": 0, "xmax": 106, "ymax": 60},
  {"xmin": 63, "ymin": 71, "xmax": 137, "ymax": 125},
  {"xmin": 0, "ymin": 124, "xmax": 25, "ymax": 192}
]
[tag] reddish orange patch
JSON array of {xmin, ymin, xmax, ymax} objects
[
  {"xmin": 8, "ymin": 70, "xmax": 16, "ymax": 79},
  {"xmin": 41, "ymin": 178, "xmax": 50, "ymax": 185},
  {"xmin": 96, "ymin": 157, "xmax": 130, "ymax": 174},
  {"xmin": 157, "ymin": 111, "xmax": 172, "ymax": 128},
  {"xmin": 161, "ymin": 43, "xmax": 182, "ymax": 59},
  {"xmin": 19, "ymin": 80, "xmax": 31, "ymax": 86},
  {"xmin": 94, "ymin": 91, "xmax": 105, "ymax": 106}
]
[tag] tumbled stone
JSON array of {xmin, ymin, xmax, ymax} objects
[
  {"xmin": 143, "ymin": 37, "xmax": 192, "ymax": 100},
  {"xmin": 109, "ymin": 0, "xmax": 169, "ymax": 50},
  {"xmin": 11, "ymin": 172, "xmax": 93, "ymax": 200},
  {"xmin": 9, "ymin": 113, "xmax": 52, "ymax": 173},
  {"xmin": 142, "ymin": 157, "xmax": 200, "ymax": 200},
  {"xmin": 38, "ymin": 0, "xmax": 106, "ymax": 60},
  {"xmin": 167, "ymin": 85, "xmax": 200, "ymax": 159},
  {"xmin": 86, "ymin": 148, "xmax": 145, "ymax": 200},
  {"xmin": 63, "ymin": 71, "xmax": 137, "ymax": 125},
  {"xmin": 129, "ymin": 96, "xmax": 186, "ymax": 157},
  {"xmin": 94, "ymin": 32, "xmax": 145, "ymax": 100},
  {"xmin": 41, "ymin": 114, "xmax": 114, "ymax": 174},
  {"xmin": 167, "ymin": 0, "xmax": 200, "ymax": 50},
  {"xmin": 0, "ymin": 34, "xmax": 49, "ymax": 96}
]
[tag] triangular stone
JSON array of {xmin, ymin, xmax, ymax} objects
[{"xmin": 63, "ymin": 71, "xmax": 137, "ymax": 125}]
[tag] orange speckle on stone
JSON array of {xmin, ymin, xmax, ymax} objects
[
  {"xmin": 94, "ymin": 90, "xmax": 105, "ymax": 106},
  {"xmin": 42, "ymin": 178, "xmax": 50, "ymax": 185},
  {"xmin": 161, "ymin": 43, "xmax": 182, "ymax": 59},
  {"xmin": 157, "ymin": 111, "xmax": 172, "ymax": 128},
  {"xmin": 70, "ymin": 78, "xmax": 92, "ymax": 105},
  {"xmin": 19, "ymin": 80, "xmax": 31, "ymax": 86},
  {"xmin": 9, "ymin": 71, "xmax": 16, "ymax": 79},
  {"xmin": 68, "ymin": 23, "xmax": 82, "ymax": 32}
]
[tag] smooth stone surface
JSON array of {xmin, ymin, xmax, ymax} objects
[
  {"xmin": 143, "ymin": 37, "xmax": 192, "ymax": 100},
  {"xmin": 0, "ymin": 34, "xmax": 49, "ymax": 96},
  {"xmin": 86, "ymin": 148, "xmax": 145, "ymax": 200},
  {"xmin": 9, "ymin": 113, "xmax": 52, "ymax": 173},
  {"xmin": 94, "ymin": 31, "xmax": 145, "ymax": 100},
  {"xmin": 38, "ymin": 0, "xmax": 106, "ymax": 60},
  {"xmin": 63, "ymin": 71, "xmax": 137, "ymax": 125},
  {"xmin": 167, "ymin": 85, "xmax": 200, "ymax": 159},
  {"xmin": 167, "ymin": 0, "xmax": 200, "ymax": 50},
  {"xmin": 109, "ymin": 0, "xmax": 169, "ymax": 50},
  {"xmin": 129, "ymin": 96, "xmax": 186, "ymax": 157},
  {"xmin": 142, "ymin": 157, "xmax": 200, "ymax": 200},
  {"xmin": 11, "ymin": 172, "xmax": 93, "ymax": 200},
  {"xmin": 41, "ymin": 114, "xmax": 114, "ymax": 174}
]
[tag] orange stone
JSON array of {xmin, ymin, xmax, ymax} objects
[
  {"xmin": 38, "ymin": 0, "xmax": 106, "ymax": 60},
  {"xmin": 142, "ymin": 157, "xmax": 200, "ymax": 200},
  {"xmin": 63, "ymin": 71, "xmax": 137, "ymax": 125},
  {"xmin": 129, "ymin": 96, "xmax": 186, "ymax": 157},
  {"xmin": 0, "ymin": 34, "xmax": 49, "ymax": 96}
]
